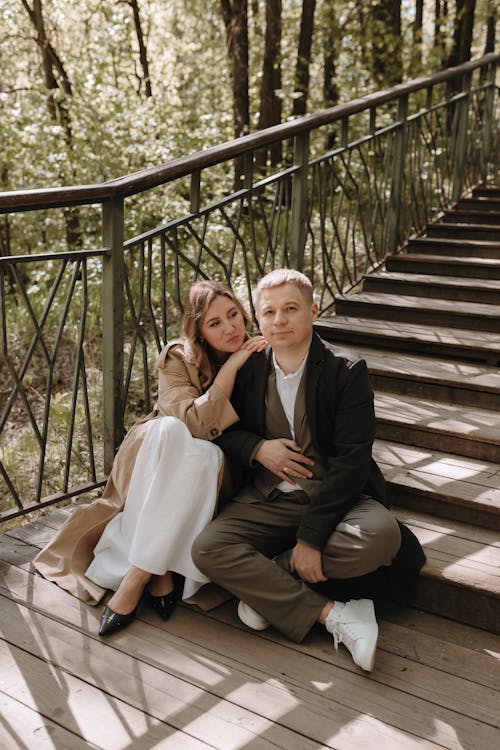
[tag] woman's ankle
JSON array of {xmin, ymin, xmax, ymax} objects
[
  {"xmin": 108, "ymin": 566, "xmax": 151, "ymax": 613},
  {"xmin": 148, "ymin": 571, "xmax": 174, "ymax": 597}
]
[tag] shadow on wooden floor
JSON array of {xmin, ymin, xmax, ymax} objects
[{"xmin": 1, "ymin": 504, "xmax": 499, "ymax": 750}]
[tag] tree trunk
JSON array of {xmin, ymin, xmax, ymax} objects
[
  {"xmin": 448, "ymin": 0, "xmax": 476, "ymax": 67},
  {"xmin": 322, "ymin": 0, "xmax": 339, "ymax": 149},
  {"xmin": 220, "ymin": 0, "xmax": 250, "ymax": 187},
  {"xmin": 411, "ymin": 0, "xmax": 424, "ymax": 74},
  {"xmin": 434, "ymin": 0, "xmax": 449, "ymax": 68},
  {"xmin": 292, "ymin": 0, "xmax": 316, "ymax": 118},
  {"xmin": 483, "ymin": 1, "xmax": 496, "ymax": 54},
  {"xmin": 220, "ymin": 0, "xmax": 250, "ymax": 140},
  {"xmin": 256, "ymin": 0, "xmax": 282, "ymax": 169},
  {"xmin": 370, "ymin": 0, "xmax": 402, "ymax": 88},
  {"xmin": 127, "ymin": 0, "xmax": 152, "ymax": 97},
  {"xmin": 21, "ymin": 0, "xmax": 81, "ymax": 248},
  {"xmin": 356, "ymin": 1, "xmax": 370, "ymax": 75},
  {"xmin": 479, "ymin": 1, "xmax": 496, "ymax": 85}
]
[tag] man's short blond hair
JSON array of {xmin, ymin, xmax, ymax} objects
[{"xmin": 253, "ymin": 268, "xmax": 314, "ymax": 308}]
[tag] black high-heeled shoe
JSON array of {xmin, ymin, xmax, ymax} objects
[
  {"xmin": 149, "ymin": 589, "xmax": 177, "ymax": 621},
  {"xmin": 98, "ymin": 605, "xmax": 138, "ymax": 636}
]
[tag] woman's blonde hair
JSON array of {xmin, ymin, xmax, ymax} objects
[{"xmin": 182, "ymin": 280, "xmax": 250, "ymax": 381}]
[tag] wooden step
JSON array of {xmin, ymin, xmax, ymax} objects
[
  {"xmin": 407, "ymin": 237, "xmax": 500, "ymax": 258},
  {"xmin": 363, "ymin": 270, "xmax": 500, "ymax": 304},
  {"xmin": 334, "ymin": 292, "xmax": 500, "ymax": 333},
  {"xmin": 374, "ymin": 439, "xmax": 500, "ymax": 530},
  {"xmin": 315, "ymin": 316, "xmax": 500, "ymax": 365},
  {"xmin": 441, "ymin": 209, "xmax": 500, "ymax": 225},
  {"xmin": 352, "ymin": 345, "xmax": 500, "ymax": 409},
  {"xmin": 472, "ymin": 185, "xmax": 500, "ymax": 199},
  {"xmin": 385, "ymin": 252, "xmax": 500, "ymax": 279},
  {"xmin": 374, "ymin": 392, "xmax": 500, "ymax": 461},
  {"xmin": 426, "ymin": 223, "xmax": 500, "ymax": 243},
  {"xmin": 393, "ymin": 507, "xmax": 500, "ymax": 633},
  {"xmin": 457, "ymin": 196, "xmax": 500, "ymax": 211}
]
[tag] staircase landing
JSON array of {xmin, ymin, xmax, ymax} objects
[{"xmin": 1, "ymin": 507, "xmax": 499, "ymax": 750}]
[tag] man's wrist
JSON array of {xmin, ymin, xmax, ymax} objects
[
  {"xmin": 296, "ymin": 536, "xmax": 321, "ymax": 551},
  {"xmin": 250, "ymin": 439, "xmax": 266, "ymax": 466}
]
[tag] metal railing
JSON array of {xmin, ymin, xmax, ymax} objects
[{"xmin": 0, "ymin": 54, "xmax": 498, "ymax": 523}]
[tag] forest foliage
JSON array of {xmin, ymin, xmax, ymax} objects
[{"xmin": 1, "ymin": 1, "xmax": 497, "ymax": 214}]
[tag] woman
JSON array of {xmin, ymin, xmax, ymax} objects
[{"xmin": 33, "ymin": 280, "xmax": 265, "ymax": 636}]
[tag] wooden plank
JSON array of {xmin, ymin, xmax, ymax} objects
[
  {"xmin": 365, "ymin": 271, "xmax": 500, "ymax": 292},
  {"xmin": 459, "ymin": 202, "xmax": 500, "ymax": 210},
  {"xmin": 0, "ymin": 598, "xmax": 328, "ymax": 750},
  {"xmin": 392, "ymin": 253, "xmax": 500, "ymax": 266},
  {"xmin": 416, "ymin": 550, "xmax": 500, "ymax": 592},
  {"xmin": 382, "ymin": 464, "xmax": 500, "ymax": 529},
  {"xmin": 408, "ymin": 238, "xmax": 500, "ymax": 257},
  {"xmin": 394, "ymin": 508, "xmax": 500, "ymax": 549},
  {"xmin": 160, "ymin": 608, "xmax": 500, "ymax": 747},
  {"xmin": 363, "ymin": 272, "xmax": 500, "ymax": 305},
  {"xmin": 0, "ymin": 692, "xmax": 99, "ymax": 750},
  {"xmin": 379, "ymin": 601, "xmax": 500, "ymax": 662},
  {"xmin": 0, "ymin": 532, "xmax": 41, "ymax": 567},
  {"xmin": 3, "ymin": 560, "xmax": 500, "ymax": 749},
  {"xmin": 374, "ymin": 605, "xmax": 500, "ymax": 692},
  {"xmin": 385, "ymin": 254, "xmax": 500, "ymax": 281},
  {"xmin": 374, "ymin": 392, "xmax": 500, "ymax": 443},
  {"xmin": 382, "ymin": 461, "xmax": 500, "ymax": 507},
  {"xmin": 336, "ymin": 292, "xmax": 500, "ymax": 326},
  {"xmin": 0, "ymin": 645, "xmax": 219, "ymax": 750},
  {"xmin": 402, "ymin": 520, "xmax": 500, "ymax": 573},
  {"xmin": 204, "ymin": 595, "xmax": 500, "ymax": 687},
  {"xmin": 427, "ymin": 223, "xmax": 500, "ymax": 241},
  {"xmin": 443, "ymin": 210, "xmax": 500, "ymax": 225},
  {"xmin": 367, "ymin": 348, "xmax": 500, "ymax": 388},
  {"xmin": 3, "ymin": 570, "xmax": 497, "ymax": 750},
  {"xmin": 374, "ymin": 440, "xmax": 500, "ymax": 490},
  {"xmin": 317, "ymin": 315, "xmax": 500, "ymax": 350},
  {"xmin": 4, "ymin": 520, "xmax": 59, "ymax": 549},
  {"xmin": 0, "ymin": 587, "xmax": 439, "ymax": 750}
]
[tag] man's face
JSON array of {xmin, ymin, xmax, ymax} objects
[{"xmin": 256, "ymin": 282, "xmax": 318, "ymax": 353}]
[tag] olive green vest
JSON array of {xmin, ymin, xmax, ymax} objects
[{"xmin": 253, "ymin": 365, "xmax": 327, "ymax": 498}]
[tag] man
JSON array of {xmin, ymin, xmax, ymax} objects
[{"xmin": 192, "ymin": 269, "xmax": 424, "ymax": 672}]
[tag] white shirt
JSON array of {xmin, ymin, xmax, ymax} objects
[{"xmin": 273, "ymin": 352, "xmax": 307, "ymax": 492}]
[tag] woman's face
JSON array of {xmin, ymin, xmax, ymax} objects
[{"xmin": 199, "ymin": 295, "xmax": 246, "ymax": 356}]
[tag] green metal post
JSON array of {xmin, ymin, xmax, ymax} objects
[
  {"xmin": 190, "ymin": 169, "xmax": 201, "ymax": 213},
  {"xmin": 386, "ymin": 94, "xmax": 408, "ymax": 253},
  {"xmin": 482, "ymin": 63, "xmax": 495, "ymax": 183},
  {"xmin": 452, "ymin": 71, "xmax": 472, "ymax": 201},
  {"xmin": 290, "ymin": 132, "xmax": 309, "ymax": 272},
  {"xmin": 102, "ymin": 197, "xmax": 125, "ymax": 474}
]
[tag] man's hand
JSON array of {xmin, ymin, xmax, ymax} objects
[
  {"xmin": 254, "ymin": 438, "xmax": 314, "ymax": 481},
  {"xmin": 290, "ymin": 542, "xmax": 327, "ymax": 583}
]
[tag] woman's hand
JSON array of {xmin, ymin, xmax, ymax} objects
[
  {"xmin": 223, "ymin": 335, "xmax": 267, "ymax": 373},
  {"xmin": 214, "ymin": 335, "xmax": 266, "ymax": 397}
]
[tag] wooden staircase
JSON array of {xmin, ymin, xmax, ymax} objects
[{"xmin": 315, "ymin": 184, "xmax": 500, "ymax": 634}]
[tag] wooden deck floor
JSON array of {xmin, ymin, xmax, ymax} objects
[{"xmin": 1, "ymin": 505, "xmax": 499, "ymax": 750}]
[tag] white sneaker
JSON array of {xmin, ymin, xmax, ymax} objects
[
  {"xmin": 325, "ymin": 599, "xmax": 378, "ymax": 672},
  {"xmin": 237, "ymin": 601, "xmax": 270, "ymax": 631}
]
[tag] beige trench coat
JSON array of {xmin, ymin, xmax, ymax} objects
[{"xmin": 33, "ymin": 340, "xmax": 239, "ymax": 606}]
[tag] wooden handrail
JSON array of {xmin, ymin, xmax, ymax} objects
[{"xmin": 1, "ymin": 53, "xmax": 498, "ymax": 213}]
